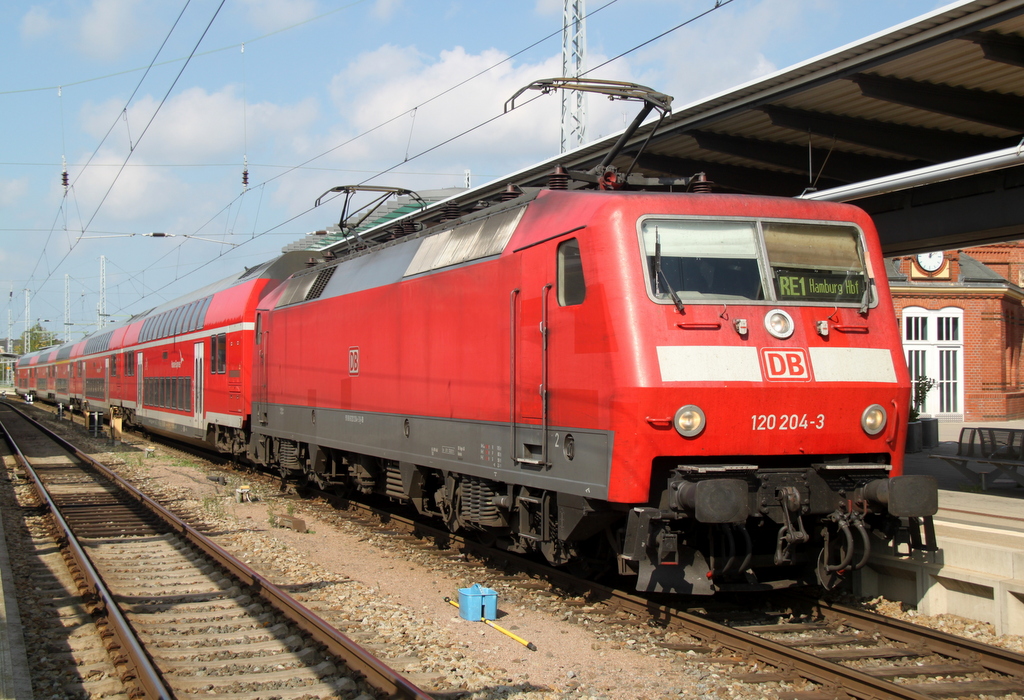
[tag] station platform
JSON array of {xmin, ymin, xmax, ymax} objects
[{"xmin": 862, "ymin": 419, "xmax": 1024, "ymax": 636}]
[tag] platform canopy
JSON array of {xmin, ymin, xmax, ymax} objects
[{"xmin": 367, "ymin": 0, "xmax": 1024, "ymax": 257}]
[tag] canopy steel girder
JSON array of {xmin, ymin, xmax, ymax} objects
[
  {"xmin": 324, "ymin": 2, "xmax": 1024, "ymax": 258},
  {"xmin": 968, "ymin": 30, "xmax": 1024, "ymax": 67},
  {"xmin": 851, "ymin": 73, "xmax": 1024, "ymax": 132},
  {"xmin": 635, "ymin": 153, "xmax": 845, "ymax": 195},
  {"xmin": 688, "ymin": 131, "xmax": 926, "ymax": 183},
  {"xmin": 760, "ymin": 106, "xmax": 1013, "ymax": 162}
]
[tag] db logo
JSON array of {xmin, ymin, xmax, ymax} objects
[
  {"xmin": 348, "ymin": 347, "xmax": 360, "ymax": 376},
  {"xmin": 760, "ymin": 348, "xmax": 812, "ymax": 382}
]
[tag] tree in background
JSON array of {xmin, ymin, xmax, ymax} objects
[{"xmin": 9, "ymin": 324, "xmax": 61, "ymax": 354}]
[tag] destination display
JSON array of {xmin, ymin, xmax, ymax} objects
[{"xmin": 773, "ymin": 268, "xmax": 866, "ymax": 303}]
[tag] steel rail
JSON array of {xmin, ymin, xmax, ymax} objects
[
  {"xmin": 3, "ymin": 402, "xmax": 432, "ymax": 700},
  {"xmin": 615, "ymin": 589, "xmax": 936, "ymax": 700},
  {"xmin": 797, "ymin": 595, "xmax": 1024, "ymax": 678},
  {"xmin": 0, "ymin": 404, "xmax": 173, "ymax": 700},
  {"xmin": 55, "ymin": 401, "xmax": 1018, "ymax": 700},
  {"xmin": 325, "ymin": 501, "xmax": 954, "ymax": 700}
]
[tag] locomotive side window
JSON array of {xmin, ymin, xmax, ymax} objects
[
  {"xmin": 557, "ymin": 238, "xmax": 586, "ymax": 306},
  {"xmin": 640, "ymin": 219, "xmax": 763, "ymax": 301},
  {"xmin": 763, "ymin": 223, "xmax": 868, "ymax": 305}
]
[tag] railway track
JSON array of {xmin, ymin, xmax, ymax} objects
[
  {"xmin": 0, "ymin": 402, "xmax": 431, "ymax": 700},
  {"xmin": 18, "ymin": 399, "xmax": 1024, "ymax": 699},
  {"xmin": 278, "ymin": 484, "xmax": 1024, "ymax": 700}
]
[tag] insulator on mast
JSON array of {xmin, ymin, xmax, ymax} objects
[
  {"xmin": 242, "ymin": 156, "xmax": 249, "ymax": 189},
  {"xmin": 61, "ymin": 156, "xmax": 69, "ymax": 191}
]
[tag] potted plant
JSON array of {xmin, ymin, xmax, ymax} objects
[{"xmin": 907, "ymin": 376, "xmax": 937, "ymax": 453}]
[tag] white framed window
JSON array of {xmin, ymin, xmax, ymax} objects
[{"xmin": 902, "ymin": 306, "xmax": 964, "ymax": 419}]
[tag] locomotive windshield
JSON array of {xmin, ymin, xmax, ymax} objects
[{"xmin": 640, "ymin": 217, "xmax": 869, "ymax": 306}]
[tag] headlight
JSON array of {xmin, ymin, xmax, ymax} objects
[
  {"xmin": 861, "ymin": 404, "xmax": 887, "ymax": 435},
  {"xmin": 674, "ymin": 405, "xmax": 706, "ymax": 437},
  {"xmin": 764, "ymin": 309, "xmax": 795, "ymax": 339}
]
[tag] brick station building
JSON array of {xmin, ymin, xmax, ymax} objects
[{"xmin": 888, "ymin": 243, "xmax": 1024, "ymax": 422}]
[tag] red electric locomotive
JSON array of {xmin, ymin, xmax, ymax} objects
[
  {"xmin": 13, "ymin": 174, "xmax": 937, "ymax": 595},
  {"xmin": 249, "ymin": 185, "xmax": 937, "ymax": 594}
]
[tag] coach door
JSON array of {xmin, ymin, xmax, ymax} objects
[
  {"xmin": 193, "ymin": 341, "xmax": 204, "ymax": 428},
  {"xmin": 136, "ymin": 353, "xmax": 144, "ymax": 417}
]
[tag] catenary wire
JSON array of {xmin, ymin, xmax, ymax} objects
[
  {"xmin": 105, "ymin": 0, "xmax": 740, "ymax": 319},
  {"xmin": 21, "ymin": 0, "xmax": 736, "ymax": 330}
]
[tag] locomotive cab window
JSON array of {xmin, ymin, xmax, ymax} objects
[
  {"xmin": 557, "ymin": 238, "xmax": 586, "ymax": 306},
  {"xmin": 639, "ymin": 217, "xmax": 872, "ymax": 307},
  {"xmin": 640, "ymin": 219, "xmax": 762, "ymax": 302},
  {"xmin": 763, "ymin": 223, "xmax": 870, "ymax": 305}
]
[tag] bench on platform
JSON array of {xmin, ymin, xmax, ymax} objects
[{"xmin": 931, "ymin": 427, "xmax": 1024, "ymax": 490}]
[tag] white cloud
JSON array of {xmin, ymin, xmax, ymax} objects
[
  {"xmin": 79, "ymin": 87, "xmax": 319, "ymax": 164},
  {"xmin": 373, "ymin": 0, "xmax": 403, "ymax": 21},
  {"xmin": 326, "ymin": 44, "xmax": 567, "ymax": 173},
  {"xmin": 533, "ymin": 0, "xmax": 561, "ymax": 16},
  {"xmin": 77, "ymin": 0, "xmax": 146, "ymax": 61},
  {"xmin": 630, "ymin": 0, "xmax": 823, "ymax": 108},
  {"xmin": 68, "ymin": 149, "xmax": 188, "ymax": 222},
  {"xmin": 237, "ymin": 0, "xmax": 318, "ymax": 32},
  {"xmin": 0, "ymin": 178, "xmax": 29, "ymax": 209},
  {"xmin": 20, "ymin": 6, "xmax": 56, "ymax": 39},
  {"xmin": 70, "ymin": 87, "xmax": 319, "ymax": 230}
]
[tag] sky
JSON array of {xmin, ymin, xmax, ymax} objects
[{"xmin": 1, "ymin": 0, "xmax": 950, "ymax": 345}]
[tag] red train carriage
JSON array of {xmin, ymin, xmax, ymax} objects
[
  {"xmin": 14, "ymin": 252, "xmax": 308, "ymax": 452},
  {"xmin": 250, "ymin": 187, "xmax": 937, "ymax": 594},
  {"xmin": 109, "ymin": 252, "xmax": 309, "ymax": 449}
]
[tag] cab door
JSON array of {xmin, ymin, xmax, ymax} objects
[{"xmin": 513, "ymin": 243, "xmax": 554, "ymax": 465}]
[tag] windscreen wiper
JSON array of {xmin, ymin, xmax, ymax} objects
[{"xmin": 654, "ymin": 229, "xmax": 685, "ymax": 313}]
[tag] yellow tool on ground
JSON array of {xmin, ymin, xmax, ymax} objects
[{"xmin": 444, "ymin": 597, "xmax": 537, "ymax": 651}]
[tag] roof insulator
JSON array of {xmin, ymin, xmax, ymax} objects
[
  {"xmin": 548, "ymin": 165, "xmax": 569, "ymax": 190},
  {"xmin": 441, "ymin": 202, "xmax": 461, "ymax": 222},
  {"xmin": 689, "ymin": 172, "xmax": 713, "ymax": 193},
  {"xmin": 500, "ymin": 183, "xmax": 523, "ymax": 201}
]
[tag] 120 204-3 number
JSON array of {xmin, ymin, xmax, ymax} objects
[{"xmin": 751, "ymin": 413, "xmax": 825, "ymax": 430}]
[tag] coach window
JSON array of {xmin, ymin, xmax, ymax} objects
[
  {"xmin": 217, "ymin": 333, "xmax": 227, "ymax": 373},
  {"xmin": 110, "ymin": 354, "xmax": 117, "ymax": 377},
  {"xmin": 557, "ymin": 238, "xmax": 586, "ymax": 306},
  {"xmin": 210, "ymin": 335, "xmax": 219, "ymax": 374},
  {"xmin": 124, "ymin": 350, "xmax": 135, "ymax": 377},
  {"xmin": 209, "ymin": 333, "xmax": 227, "ymax": 373}
]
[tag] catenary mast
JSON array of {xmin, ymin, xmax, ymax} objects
[{"xmin": 561, "ymin": 0, "xmax": 587, "ymax": 153}]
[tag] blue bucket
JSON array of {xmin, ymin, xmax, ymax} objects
[{"xmin": 457, "ymin": 583, "xmax": 498, "ymax": 621}]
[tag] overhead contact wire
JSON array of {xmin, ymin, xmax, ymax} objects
[{"xmin": 109, "ymin": 0, "xmax": 735, "ymax": 316}]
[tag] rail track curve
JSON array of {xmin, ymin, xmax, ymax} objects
[{"xmin": 0, "ymin": 401, "xmax": 431, "ymax": 700}]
